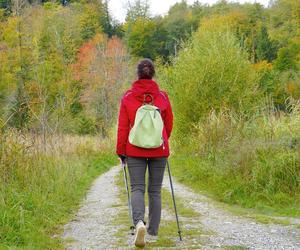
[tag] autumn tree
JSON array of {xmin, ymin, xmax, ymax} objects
[
  {"xmin": 72, "ymin": 34, "xmax": 130, "ymax": 135},
  {"xmin": 267, "ymin": 0, "xmax": 300, "ymax": 47},
  {"xmin": 162, "ymin": 1, "xmax": 198, "ymax": 57},
  {"xmin": 125, "ymin": 17, "xmax": 167, "ymax": 60},
  {"xmin": 0, "ymin": 0, "xmax": 131, "ymax": 134}
]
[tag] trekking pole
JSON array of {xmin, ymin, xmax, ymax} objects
[
  {"xmin": 122, "ymin": 161, "xmax": 135, "ymax": 235},
  {"xmin": 166, "ymin": 160, "xmax": 183, "ymax": 241}
]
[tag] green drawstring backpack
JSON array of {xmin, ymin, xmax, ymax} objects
[{"xmin": 129, "ymin": 94, "xmax": 164, "ymax": 149}]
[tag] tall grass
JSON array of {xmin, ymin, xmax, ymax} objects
[
  {"xmin": 0, "ymin": 130, "xmax": 117, "ymax": 248},
  {"xmin": 170, "ymin": 103, "xmax": 300, "ymax": 216}
]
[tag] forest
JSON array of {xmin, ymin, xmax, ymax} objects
[{"xmin": 0, "ymin": 0, "xmax": 300, "ymax": 248}]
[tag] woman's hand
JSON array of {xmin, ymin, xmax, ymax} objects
[{"xmin": 118, "ymin": 154, "xmax": 127, "ymax": 164}]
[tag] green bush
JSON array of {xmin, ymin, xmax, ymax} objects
[{"xmin": 162, "ymin": 21, "xmax": 262, "ymax": 139}]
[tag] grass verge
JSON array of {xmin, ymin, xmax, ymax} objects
[
  {"xmin": 169, "ymin": 152, "xmax": 300, "ymax": 219},
  {"xmin": 0, "ymin": 132, "xmax": 117, "ymax": 249}
]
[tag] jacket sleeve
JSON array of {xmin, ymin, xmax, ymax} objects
[
  {"xmin": 163, "ymin": 92, "xmax": 173, "ymax": 139},
  {"xmin": 116, "ymin": 98, "xmax": 130, "ymax": 156}
]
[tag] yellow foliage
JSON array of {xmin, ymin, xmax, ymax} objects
[
  {"xmin": 91, "ymin": 32, "xmax": 105, "ymax": 45},
  {"xmin": 286, "ymin": 81, "xmax": 300, "ymax": 99},
  {"xmin": 199, "ymin": 11, "xmax": 247, "ymax": 33},
  {"xmin": 2, "ymin": 17, "xmax": 19, "ymax": 47},
  {"xmin": 253, "ymin": 60, "xmax": 273, "ymax": 73}
]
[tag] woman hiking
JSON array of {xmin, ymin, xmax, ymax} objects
[{"xmin": 116, "ymin": 58, "xmax": 173, "ymax": 248}]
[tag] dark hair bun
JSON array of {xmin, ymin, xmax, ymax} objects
[{"xmin": 137, "ymin": 58, "xmax": 155, "ymax": 79}]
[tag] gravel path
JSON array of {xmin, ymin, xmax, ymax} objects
[
  {"xmin": 62, "ymin": 165, "xmax": 300, "ymax": 249},
  {"xmin": 62, "ymin": 166, "xmax": 121, "ymax": 250},
  {"xmin": 163, "ymin": 176, "xmax": 300, "ymax": 250}
]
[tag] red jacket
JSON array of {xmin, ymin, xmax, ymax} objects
[{"xmin": 116, "ymin": 79, "xmax": 173, "ymax": 158}]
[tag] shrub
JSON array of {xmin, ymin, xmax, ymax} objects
[{"xmin": 162, "ymin": 18, "xmax": 262, "ymax": 140}]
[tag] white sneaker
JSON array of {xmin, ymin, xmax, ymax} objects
[{"xmin": 134, "ymin": 220, "xmax": 146, "ymax": 248}]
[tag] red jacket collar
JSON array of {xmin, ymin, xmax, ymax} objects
[{"xmin": 131, "ymin": 79, "xmax": 160, "ymax": 101}]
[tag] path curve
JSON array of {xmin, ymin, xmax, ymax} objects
[
  {"xmin": 163, "ymin": 177, "xmax": 300, "ymax": 250},
  {"xmin": 62, "ymin": 166, "xmax": 121, "ymax": 250}
]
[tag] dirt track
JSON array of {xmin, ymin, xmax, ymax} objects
[{"xmin": 62, "ymin": 166, "xmax": 300, "ymax": 249}]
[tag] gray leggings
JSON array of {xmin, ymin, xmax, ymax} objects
[{"xmin": 127, "ymin": 157, "xmax": 167, "ymax": 236}]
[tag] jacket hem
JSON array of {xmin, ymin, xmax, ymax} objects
[{"xmin": 125, "ymin": 153, "xmax": 170, "ymax": 158}]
